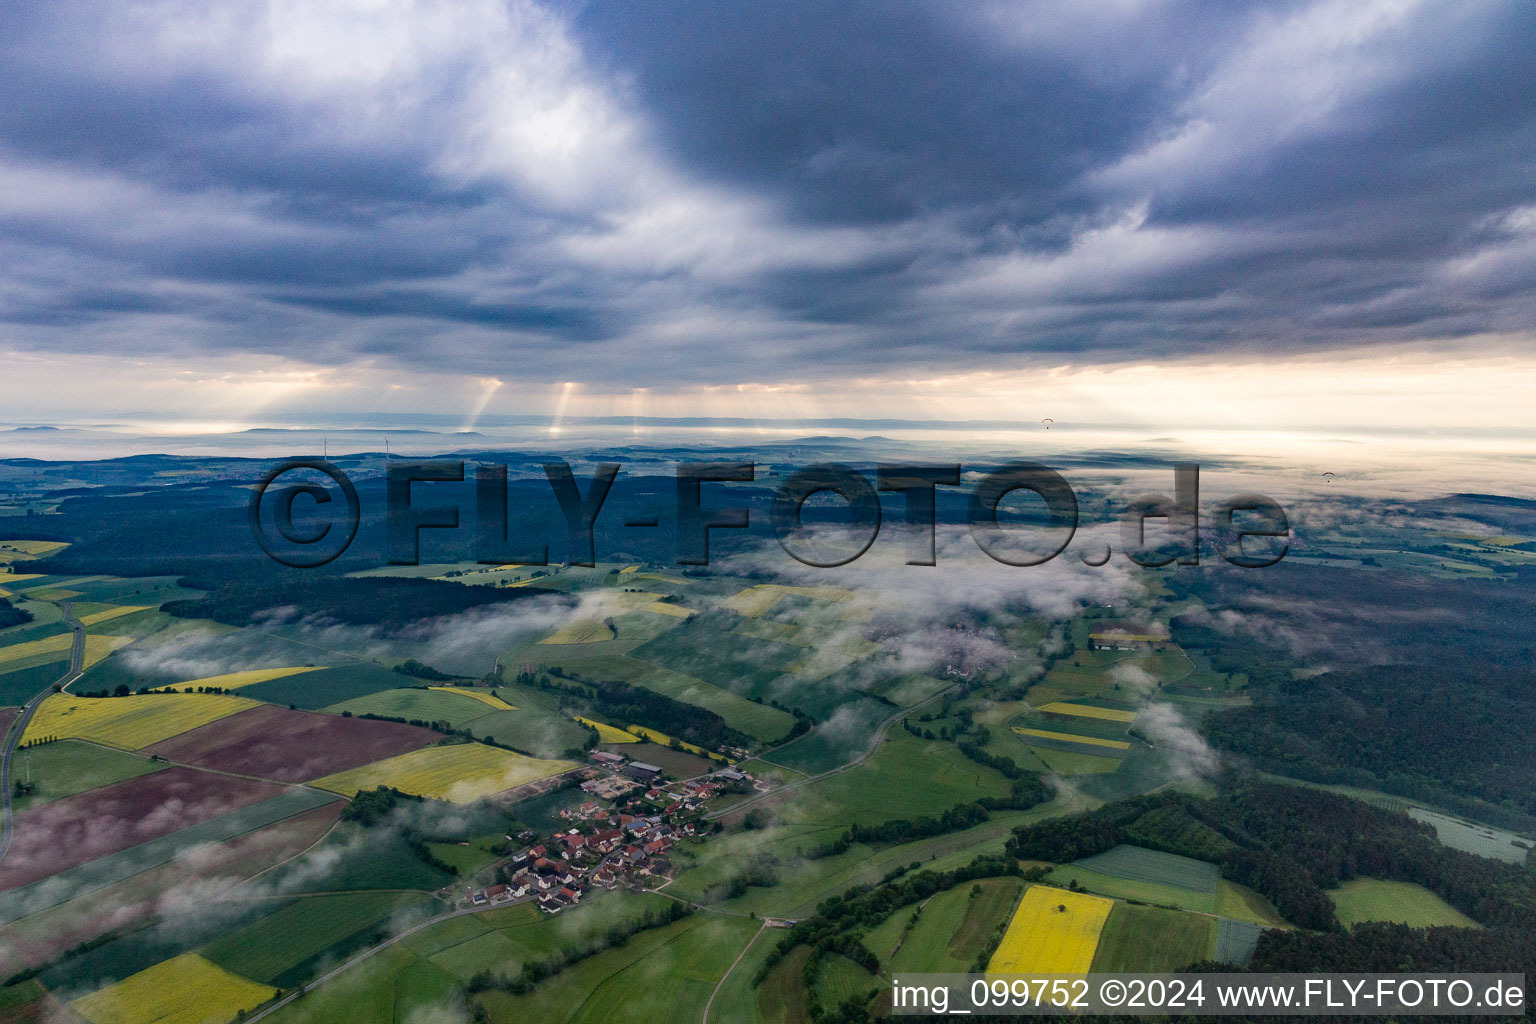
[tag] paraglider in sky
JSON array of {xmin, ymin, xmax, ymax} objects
[
  {"xmin": 1322, "ymin": 471, "xmax": 1335, "ymax": 478},
  {"xmin": 1041, "ymin": 418, "xmax": 1054, "ymax": 429}
]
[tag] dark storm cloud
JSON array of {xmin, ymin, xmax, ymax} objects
[{"xmin": 0, "ymin": 0, "xmax": 1532, "ymax": 383}]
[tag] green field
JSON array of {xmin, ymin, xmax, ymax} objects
[
  {"xmin": 201, "ymin": 892, "xmax": 433, "ymax": 984},
  {"xmin": 476, "ymin": 912, "xmax": 759, "ymax": 1024},
  {"xmin": 813, "ymin": 952, "xmax": 879, "ymax": 1009},
  {"xmin": 865, "ymin": 876, "xmax": 1024, "ymax": 974},
  {"xmin": 11, "ymin": 740, "xmax": 165, "ymax": 811},
  {"xmin": 462, "ymin": 682, "xmax": 591, "ymax": 758},
  {"xmin": 670, "ymin": 800, "xmax": 1080, "ymax": 920},
  {"xmin": 0, "ymin": 660, "xmax": 70, "ymax": 707},
  {"xmin": 773, "ymin": 728, "xmax": 1014, "ymax": 826},
  {"xmin": 258, "ymin": 825, "xmax": 456, "ymax": 896},
  {"xmin": 1071, "ymin": 844, "xmax": 1220, "ymax": 893},
  {"xmin": 262, "ymin": 943, "xmax": 433, "ymax": 1024},
  {"xmin": 264, "ymin": 894, "xmax": 752, "ymax": 1024},
  {"xmin": 1330, "ymin": 879, "xmax": 1480, "ymax": 929},
  {"xmin": 1216, "ymin": 881, "xmax": 1291, "ymax": 928},
  {"xmin": 767, "ymin": 696, "xmax": 893, "ymax": 774},
  {"xmin": 1212, "ymin": 917, "xmax": 1266, "ymax": 964},
  {"xmin": 241, "ymin": 663, "xmax": 410, "ymax": 710},
  {"xmin": 325, "ymin": 687, "xmax": 497, "ymax": 728},
  {"xmin": 1044, "ymin": 865, "xmax": 1217, "ymax": 914},
  {"xmin": 536, "ymin": 653, "xmax": 795, "ymax": 742},
  {"xmin": 629, "ymin": 621, "xmax": 809, "ymax": 702},
  {"xmin": 427, "ymin": 836, "xmax": 503, "ymax": 876},
  {"xmin": 1089, "ymin": 903, "xmax": 1215, "ymax": 971},
  {"xmin": 426, "ymin": 893, "xmax": 662, "ymax": 981},
  {"xmin": 867, "ymin": 673, "xmax": 951, "ymax": 707},
  {"xmin": 36, "ymin": 899, "xmax": 287, "ymax": 993}
]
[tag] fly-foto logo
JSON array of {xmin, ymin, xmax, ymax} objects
[{"xmin": 249, "ymin": 460, "xmax": 1288, "ymax": 570}]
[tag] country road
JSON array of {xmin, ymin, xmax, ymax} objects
[{"xmin": 0, "ymin": 599, "xmax": 84, "ymax": 863}]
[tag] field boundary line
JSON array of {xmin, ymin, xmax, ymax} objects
[{"xmin": 702, "ymin": 918, "xmax": 767, "ymax": 1024}]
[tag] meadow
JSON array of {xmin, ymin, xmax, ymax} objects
[
  {"xmin": 201, "ymin": 892, "xmax": 434, "ymax": 984},
  {"xmin": 475, "ymin": 913, "xmax": 759, "ymax": 1024},
  {"xmin": 326, "ymin": 686, "xmax": 502, "ymax": 728},
  {"xmin": 1089, "ymin": 904, "xmax": 1214, "ymax": 972},
  {"xmin": 1071, "ymin": 844, "xmax": 1220, "ymax": 893},
  {"xmin": 240, "ymin": 662, "xmax": 413, "ymax": 709},
  {"xmin": 9, "ymin": 739, "xmax": 164, "ymax": 810},
  {"xmin": 466, "ymin": 684, "xmax": 591, "ymax": 758},
  {"xmin": 772, "ymin": 727, "xmax": 1016, "ymax": 826},
  {"xmin": 1330, "ymin": 879, "xmax": 1480, "ymax": 929},
  {"xmin": 865, "ymin": 876, "xmax": 1024, "ymax": 974},
  {"xmin": 0, "ymin": 660, "xmax": 70, "ymax": 706},
  {"xmin": 258, "ymin": 826, "xmax": 454, "ymax": 896},
  {"xmin": 1043, "ymin": 865, "xmax": 1215, "ymax": 914}
]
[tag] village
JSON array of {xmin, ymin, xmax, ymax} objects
[{"xmin": 457, "ymin": 748, "xmax": 765, "ymax": 914}]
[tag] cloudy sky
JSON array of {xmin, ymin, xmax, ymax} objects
[{"xmin": 2, "ymin": 0, "xmax": 1533, "ymax": 430}]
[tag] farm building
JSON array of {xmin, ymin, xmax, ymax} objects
[
  {"xmin": 589, "ymin": 750, "xmax": 625, "ymax": 766},
  {"xmin": 623, "ymin": 760, "xmax": 664, "ymax": 781},
  {"xmin": 1088, "ymin": 621, "xmax": 1170, "ymax": 651}
]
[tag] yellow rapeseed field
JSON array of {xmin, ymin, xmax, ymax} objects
[
  {"xmin": 0, "ymin": 632, "xmax": 130, "ymax": 669},
  {"xmin": 988, "ymin": 886, "xmax": 1114, "ymax": 975},
  {"xmin": 71, "ymin": 953, "xmax": 276, "ymax": 1024},
  {"xmin": 0, "ymin": 632, "xmax": 76, "ymax": 666},
  {"xmin": 23, "ymin": 692, "xmax": 260, "ymax": 749},
  {"xmin": 722, "ymin": 583, "xmax": 854, "ymax": 618},
  {"xmin": 77, "ymin": 605, "xmax": 150, "ymax": 627},
  {"xmin": 1014, "ymin": 727, "xmax": 1131, "ymax": 750},
  {"xmin": 311, "ymin": 743, "xmax": 576, "ymax": 802},
  {"xmin": 574, "ymin": 716, "xmax": 640, "ymax": 743},
  {"xmin": 642, "ymin": 601, "xmax": 693, "ymax": 619},
  {"xmin": 150, "ymin": 666, "xmax": 321, "ymax": 692},
  {"xmin": 429, "ymin": 685, "xmax": 516, "ymax": 710},
  {"xmin": 538, "ymin": 618, "xmax": 615, "ymax": 644},
  {"xmin": 1035, "ymin": 701, "xmax": 1138, "ymax": 723}
]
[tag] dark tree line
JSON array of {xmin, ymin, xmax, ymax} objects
[
  {"xmin": 165, "ymin": 575, "xmax": 566, "ymax": 631},
  {"xmin": 1006, "ymin": 778, "xmax": 1536, "ymax": 943},
  {"xmin": 534, "ymin": 667, "xmax": 753, "ymax": 752},
  {"xmin": 0, "ymin": 597, "xmax": 31, "ymax": 630},
  {"xmin": 807, "ymin": 779, "xmax": 1050, "ymax": 860},
  {"xmin": 1203, "ymin": 663, "xmax": 1536, "ymax": 828}
]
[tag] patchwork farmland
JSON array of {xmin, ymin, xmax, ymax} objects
[
  {"xmin": 70, "ymin": 952, "xmax": 277, "ymax": 1024},
  {"xmin": 0, "ymin": 766, "xmax": 287, "ymax": 890},
  {"xmin": 311, "ymin": 743, "xmax": 577, "ymax": 802},
  {"xmin": 142, "ymin": 704, "xmax": 442, "ymax": 782}
]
